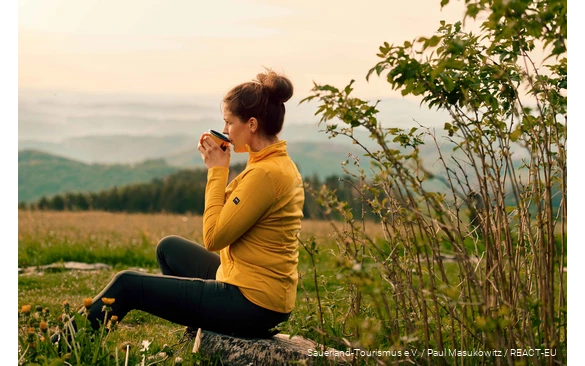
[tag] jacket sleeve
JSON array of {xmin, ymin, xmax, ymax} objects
[{"xmin": 203, "ymin": 166, "xmax": 275, "ymax": 252}]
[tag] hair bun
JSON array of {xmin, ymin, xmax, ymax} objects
[{"xmin": 256, "ymin": 70, "xmax": 293, "ymax": 104}]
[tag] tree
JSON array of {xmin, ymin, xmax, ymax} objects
[{"xmin": 301, "ymin": 0, "xmax": 566, "ymax": 363}]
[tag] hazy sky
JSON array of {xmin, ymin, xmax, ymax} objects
[{"xmin": 17, "ymin": 0, "xmax": 474, "ymax": 99}]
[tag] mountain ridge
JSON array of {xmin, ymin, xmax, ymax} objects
[
  {"xmin": 18, "ymin": 149, "xmax": 180, "ymax": 203},
  {"xmin": 18, "ymin": 138, "xmax": 370, "ymax": 203}
]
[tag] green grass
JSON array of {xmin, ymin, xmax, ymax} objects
[
  {"xmin": 18, "ymin": 210, "xmax": 567, "ymax": 365},
  {"xmin": 18, "ymin": 270, "xmax": 228, "ymax": 365},
  {"xmin": 17, "ymin": 211, "xmax": 349, "ymax": 365}
]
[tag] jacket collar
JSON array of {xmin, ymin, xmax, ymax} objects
[{"xmin": 246, "ymin": 140, "xmax": 288, "ymax": 164}]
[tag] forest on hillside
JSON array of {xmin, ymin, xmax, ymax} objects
[
  {"xmin": 21, "ymin": 162, "xmax": 377, "ymax": 221},
  {"xmin": 20, "ymin": 155, "xmax": 562, "ymax": 221}
]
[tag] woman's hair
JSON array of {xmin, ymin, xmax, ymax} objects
[{"xmin": 223, "ymin": 69, "xmax": 294, "ymax": 136}]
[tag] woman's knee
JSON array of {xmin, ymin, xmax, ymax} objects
[
  {"xmin": 156, "ymin": 235, "xmax": 182, "ymax": 256},
  {"xmin": 94, "ymin": 270, "xmax": 138, "ymax": 304},
  {"xmin": 111, "ymin": 269, "xmax": 137, "ymax": 285}
]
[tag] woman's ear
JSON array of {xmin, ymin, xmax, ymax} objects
[{"xmin": 248, "ymin": 117, "xmax": 258, "ymax": 133}]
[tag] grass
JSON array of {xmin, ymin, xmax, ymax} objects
[
  {"xmin": 17, "ymin": 210, "xmax": 384, "ymax": 365},
  {"xmin": 18, "ymin": 210, "xmax": 567, "ymax": 365}
]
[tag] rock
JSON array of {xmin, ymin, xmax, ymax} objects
[
  {"xmin": 191, "ymin": 328, "xmax": 352, "ymax": 365},
  {"xmin": 18, "ymin": 261, "xmax": 112, "ymax": 274}
]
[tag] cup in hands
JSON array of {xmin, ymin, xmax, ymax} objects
[{"xmin": 201, "ymin": 129, "xmax": 231, "ymax": 151}]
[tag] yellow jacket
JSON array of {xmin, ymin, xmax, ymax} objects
[{"xmin": 203, "ymin": 140, "xmax": 304, "ymax": 313}]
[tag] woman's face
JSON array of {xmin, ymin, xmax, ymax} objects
[{"xmin": 222, "ymin": 109, "xmax": 251, "ymax": 153}]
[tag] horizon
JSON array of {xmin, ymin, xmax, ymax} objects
[{"xmin": 18, "ymin": 87, "xmax": 452, "ymax": 144}]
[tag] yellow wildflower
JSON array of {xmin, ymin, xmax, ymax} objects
[
  {"xmin": 20, "ymin": 305, "xmax": 31, "ymax": 315},
  {"xmin": 83, "ymin": 298, "xmax": 93, "ymax": 309},
  {"xmin": 102, "ymin": 298, "xmax": 116, "ymax": 306},
  {"xmin": 39, "ymin": 321, "xmax": 48, "ymax": 333},
  {"xmin": 107, "ymin": 315, "xmax": 119, "ymax": 330}
]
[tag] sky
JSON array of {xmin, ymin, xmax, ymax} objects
[{"xmin": 17, "ymin": 0, "xmax": 475, "ymax": 99}]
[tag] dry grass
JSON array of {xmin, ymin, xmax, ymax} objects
[
  {"xmin": 19, "ymin": 210, "xmax": 204, "ymax": 245},
  {"xmin": 18, "ymin": 209, "xmax": 385, "ymax": 246}
]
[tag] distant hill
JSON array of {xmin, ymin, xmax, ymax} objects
[
  {"xmin": 20, "ymin": 133, "xmax": 537, "ymax": 206},
  {"xmin": 17, "ymin": 141, "xmax": 364, "ymax": 204},
  {"xmin": 18, "ymin": 150, "xmax": 180, "ymax": 203},
  {"xmin": 19, "ymin": 133, "xmax": 373, "ymax": 179},
  {"xmin": 19, "ymin": 90, "xmax": 550, "ymax": 208},
  {"xmin": 19, "ymin": 144, "xmax": 550, "ymax": 212},
  {"xmin": 163, "ymin": 140, "xmax": 370, "ymax": 178},
  {"xmin": 18, "ymin": 123, "xmax": 373, "ymax": 164},
  {"xmin": 18, "ymin": 135, "xmax": 198, "ymax": 165},
  {"xmin": 17, "ymin": 88, "xmax": 455, "ymax": 197}
]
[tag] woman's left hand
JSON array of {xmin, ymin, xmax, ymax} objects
[{"xmin": 198, "ymin": 134, "xmax": 231, "ymax": 169}]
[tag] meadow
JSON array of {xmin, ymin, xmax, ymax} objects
[
  {"xmin": 18, "ymin": 210, "xmax": 385, "ymax": 365},
  {"xmin": 18, "ymin": 206, "xmax": 567, "ymax": 365}
]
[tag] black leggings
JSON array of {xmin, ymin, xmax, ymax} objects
[{"xmin": 85, "ymin": 235, "xmax": 290, "ymax": 338}]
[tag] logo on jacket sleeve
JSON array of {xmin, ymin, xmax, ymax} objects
[{"xmin": 233, "ymin": 197, "xmax": 240, "ymax": 205}]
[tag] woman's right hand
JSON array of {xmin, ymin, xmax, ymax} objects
[{"xmin": 198, "ymin": 133, "xmax": 231, "ymax": 169}]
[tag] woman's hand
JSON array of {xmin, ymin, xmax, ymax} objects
[{"xmin": 198, "ymin": 134, "xmax": 231, "ymax": 169}]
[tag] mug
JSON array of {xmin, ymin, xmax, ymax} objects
[{"xmin": 203, "ymin": 129, "xmax": 231, "ymax": 151}]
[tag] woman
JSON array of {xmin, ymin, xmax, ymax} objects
[{"xmin": 78, "ymin": 70, "xmax": 304, "ymax": 339}]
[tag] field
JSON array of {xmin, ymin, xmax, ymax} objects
[
  {"xmin": 17, "ymin": 209, "xmax": 567, "ymax": 365},
  {"xmin": 18, "ymin": 210, "xmax": 386, "ymax": 365}
]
